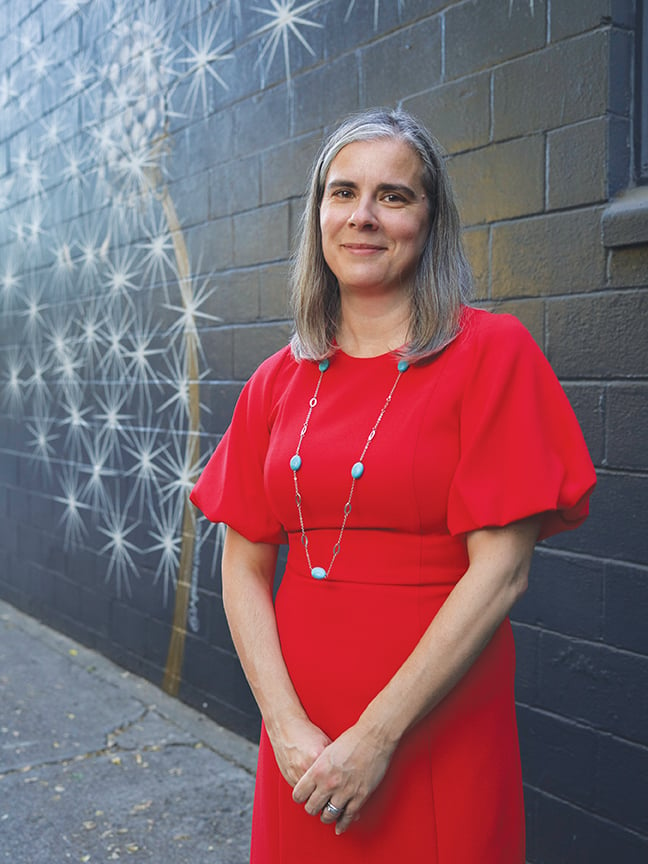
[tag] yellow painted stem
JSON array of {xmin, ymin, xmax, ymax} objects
[{"xmin": 158, "ymin": 182, "xmax": 202, "ymax": 697}]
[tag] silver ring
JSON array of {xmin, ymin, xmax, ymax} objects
[{"xmin": 323, "ymin": 801, "xmax": 344, "ymax": 817}]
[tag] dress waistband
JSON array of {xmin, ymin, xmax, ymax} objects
[{"xmin": 285, "ymin": 529, "xmax": 468, "ymax": 587}]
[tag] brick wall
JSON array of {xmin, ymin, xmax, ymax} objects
[{"xmin": 0, "ymin": 1, "xmax": 646, "ymax": 860}]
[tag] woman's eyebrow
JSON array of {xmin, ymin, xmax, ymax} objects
[{"xmin": 325, "ymin": 179, "xmax": 419, "ymax": 198}]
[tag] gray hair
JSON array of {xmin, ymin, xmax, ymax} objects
[{"xmin": 290, "ymin": 108, "xmax": 473, "ymax": 362}]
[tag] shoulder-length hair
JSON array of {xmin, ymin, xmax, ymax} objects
[{"xmin": 290, "ymin": 108, "xmax": 473, "ymax": 363}]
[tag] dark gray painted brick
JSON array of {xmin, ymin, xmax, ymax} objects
[
  {"xmin": 232, "ymin": 201, "xmax": 291, "ymax": 267},
  {"xmin": 403, "ymin": 71, "xmax": 490, "ymax": 155},
  {"xmin": 538, "ymin": 630, "xmax": 648, "ymax": 744},
  {"xmin": 448, "ymin": 135, "xmax": 545, "ymax": 225},
  {"xmin": 486, "ymin": 298, "xmax": 545, "ymax": 348},
  {"xmin": 492, "ymin": 209, "xmax": 605, "ymax": 299},
  {"xmin": 546, "ymin": 292, "xmax": 648, "ymax": 378},
  {"xmin": 606, "ymin": 384, "xmax": 648, "ymax": 470},
  {"xmin": 561, "ymin": 384, "xmax": 606, "ymax": 467},
  {"xmin": 533, "ymin": 789, "xmax": 648, "ymax": 864},
  {"xmin": 548, "ymin": 118, "xmax": 608, "ymax": 209},
  {"xmin": 232, "ymin": 322, "xmax": 292, "ymax": 380},
  {"xmin": 608, "ymin": 244, "xmax": 648, "ymax": 288},
  {"xmin": 512, "ymin": 621, "xmax": 539, "ymax": 705},
  {"xmin": 547, "ymin": 473, "xmax": 647, "ymax": 565},
  {"xmin": 462, "ymin": 226, "xmax": 489, "ymax": 299},
  {"xmin": 445, "ymin": 0, "xmax": 546, "ymax": 80},
  {"xmin": 292, "ymin": 53, "xmax": 359, "ymax": 137},
  {"xmin": 550, "ymin": 0, "xmax": 634, "ymax": 41},
  {"xmin": 360, "ymin": 17, "xmax": 442, "ymax": 108},
  {"xmin": 518, "ymin": 705, "xmax": 598, "ymax": 809},
  {"xmin": 258, "ymin": 261, "xmax": 291, "ymax": 320},
  {"xmin": 596, "ymin": 734, "xmax": 648, "ymax": 834},
  {"xmin": 514, "ymin": 550, "xmax": 604, "ymax": 640},
  {"xmin": 261, "ymin": 133, "xmax": 321, "ymax": 205},
  {"xmin": 604, "ymin": 562, "xmax": 648, "ymax": 655},
  {"xmin": 492, "ymin": 31, "xmax": 608, "ymax": 141},
  {"xmin": 234, "ymin": 89, "xmax": 291, "ymax": 157}
]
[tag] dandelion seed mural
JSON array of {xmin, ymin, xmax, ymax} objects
[{"xmin": 0, "ymin": 0, "xmax": 406, "ymax": 702}]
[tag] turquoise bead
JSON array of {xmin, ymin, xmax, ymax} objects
[
  {"xmin": 397, "ymin": 360, "xmax": 409, "ymax": 373},
  {"xmin": 311, "ymin": 566, "xmax": 327, "ymax": 580},
  {"xmin": 290, "ymin": 454, "xmax": 302, "ymax": 471},
  {"xmin": 351, "ymin": 461, "xmax": 364, "ymax": 479},
  {"xmin": 319, "ymin": 359, "xmax": 330, "ymax": 372}
]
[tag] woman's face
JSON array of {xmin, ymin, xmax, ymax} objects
[{"xmin": 319, "ymin": 137, "xmax": 430, "ymax": 300}]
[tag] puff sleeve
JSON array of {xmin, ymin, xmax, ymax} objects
[
  {"xmin": 189, "ymin": 349, "xmax": 291, "ymax": 545},
  {"xmin": 446, "ymin": 313, "xmax": 596, "ymax": 540}
]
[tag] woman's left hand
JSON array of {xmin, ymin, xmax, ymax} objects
[{"xmin": 292, "ymin": 722, "xmax": 395, "ymax": 835}]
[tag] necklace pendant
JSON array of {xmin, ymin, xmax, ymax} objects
[{"xmin": 311, "ymin": 566, "xmax": 327, "ymax": 580}]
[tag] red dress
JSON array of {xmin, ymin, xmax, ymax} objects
[{"xmin": 190, "ymin": 308, "xmax": 596, "ymax": 864}]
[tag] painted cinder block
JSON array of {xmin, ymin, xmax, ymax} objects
[
  {"xmin": 444, "ymin": 0, "xmax": 546, "ymax": 80},
  {"xmin": 517, "ymin": 704, "xmax": 598, "ymax": 809},
  {"xmin": 492, "ymin": 31, "xmax": 608, "ymax": 141},
  {"xmin": 403, "ymin": 72, "xmax": 491, "ymax": 156},
  {"xmin": 604, "ymin": 562, "xmax": 648, "ymax": 655},
  {"xmin": 538, "ymin": 630, "xmax": 648, "ymax": 745},
  {"xmin": 514, "ymin": 550, "xmax": 605, "ymax": 641},
  {"xmin": 360, "ymin": 18, "xmax": 443, "ymax": 108},
  {"xmin": 448, "ymin": 135, "xmax": 545, "ymax": 225},
  {"xmin": 492, "ymin": 209, "xmax": 605, "ymax": 298},
  {"xmin": 547, "ymin": 292, "xmax": 648, "ymax": 378},
  {"xmin": 547, "ymin": 118, "xmax": 608, "ymax": 209},
  {"xmin": 606, "ymin": 384, "xmax": 648, "ymax": 471}
]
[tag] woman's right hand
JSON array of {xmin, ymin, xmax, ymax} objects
[{"xmin": 266, "ymin": 714, "xmax": 332, "ymax": 788}]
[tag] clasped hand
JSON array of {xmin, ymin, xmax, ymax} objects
[{"xmin": 291, "ymin": 723, "xmax": 393, "ymax": 836}]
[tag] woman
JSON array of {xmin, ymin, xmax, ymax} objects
[{"xmin": 190, "ymin": 109, "xmax": 596, "ymax": 863}]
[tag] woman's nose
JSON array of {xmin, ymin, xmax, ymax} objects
[{"xmin": 348, "ymin": 198, "xmax": 377, "ymax": 228}]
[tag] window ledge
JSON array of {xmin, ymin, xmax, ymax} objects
[{"xmin": 602, "ymin": 186, "xmax": 648, "ymax": 248}]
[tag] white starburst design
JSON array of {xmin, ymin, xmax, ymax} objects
[
  {"xmin": 103, "ymin": 247, "xmax": 140, "ymax": 308},
  {"xmin": 59, "ymin": 393, "xmax": 92, "ymax": 463},
  {"xmin": 0, "ymin": 72, "xmax": 17, "ymax": 110},
  {"xmin": 26, "ymin": 414, "xmax": 59, "ymax": 479},
  {"xmin": 123, "ymin": 424, "xmax": 168, "ymax": 516},
  {"xmin": 164, "ymin": 276, "xmax": 221, "ymax": 345},
  {"xmin": 65, "ymin": 54, "xmax": 96, "ymax": 96},
  {"xmin": 0, "ymin": 258, "xmax": 21, "ymax": 312},
  {"xmin": 147, "ymin": 499, "xmax": 183, "ymax": 605},
  {"xmin": 125, "ymin": 313, "xmax": 165, "ymax": 406},
  {"xmin": 24, "ymin": 342, "xmax": 53, "ymax": 416},
  {"xmin": 28, "ymin": 45, "xmax": 56, "ymax": 83},
  {"xmin": 54, "ymin": 465, "xmax": 91, "ymax": 551},
  {"xmin": 252, "ymin": 0, "xmax": 324, "ymax": 84},
  {"xmin": 1, "ymin": 347, "xmax": 26, "ymax": 418},
  {"xmin": 20, "ymin": 281, "xmax": 49, "ymax": 338},
  {"xmin": 177, "ymin": 11, "xmax": 232, "ymax": 117},
  {"xmin": 138, "ymin": 209, "xmax": 177, "ymax": 288},
  {"xmin": 74, "ymin": 219, "xmax": 109, "ymax": 290},
  {"xmin": 94, "ymin": 385, "xmax": 132, "ymax": 460},
  {"xmin": 158, "ymin": 431, "xmax": 205, "ymax": 519},
  {"xmin": 157, "ymin": 343, "xmax": 210, "ymax": 427},
  {"xmin": 75, "ymin": 300, "xmax": 105, "ymax": 375},
  {"xmin": 97, "ymin": 497, "xmax": 140, "ymax": 598},
  {"xmin": 80, "ymin": 437, "xmax": 119, "ymax": 513},
  {"xmin": 97, "ymin": 306, "xmax": 134, "ymax": 379}
]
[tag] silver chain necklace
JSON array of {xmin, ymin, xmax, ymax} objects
[{"xmin": 290, "ymin": 356, "xmax": 409, "ymax": 580}]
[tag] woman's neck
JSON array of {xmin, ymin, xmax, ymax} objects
[{"xmin": 336, "ymin": 294, "xmax": 411, "ymax": 358}]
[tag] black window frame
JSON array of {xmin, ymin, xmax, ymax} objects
[{"xmin": 637, "ymin": 0, "xmax": 648, "ymax": 183}]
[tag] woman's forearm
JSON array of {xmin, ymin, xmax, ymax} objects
[
  {"xmin": 356, "ymin": 517, "xmax": 540, "ymax": 749},
  {"xmin": 221, "ymin": 528, "xmax": 304, "ymax": 731}
]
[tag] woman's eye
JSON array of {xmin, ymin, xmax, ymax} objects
[
  {"xmin": 332, "ymin": 189, "xmax": 353, "ymax": 199},
  {"xmin": 383, "ymin": 193, "xmax": 405, "ymax": 204}
]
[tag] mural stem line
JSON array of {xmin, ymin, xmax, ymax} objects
[{"xmin": 154, "ymin": 172, "xmax": 201, "ymax": 697}]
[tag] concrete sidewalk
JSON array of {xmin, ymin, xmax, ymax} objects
[{"xmin": 0, "ymin": 600, "xmax": 257, "ymax": 863}]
